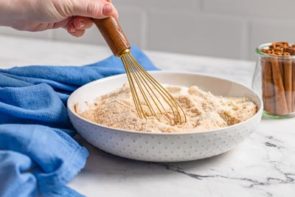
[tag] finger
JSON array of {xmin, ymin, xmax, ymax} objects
[
  {"xmin": 102, "ymin": 3, "xmax": 118, "ymax": 18},
  {"xmin": 67, "ymin": 29, "xmax": 85, "ymax": 37},
  {"xmin": 53, "ymin": 19, "xmax": 70, "ymax": 29},
  {"xmin": 66, "ymin": 20, "xmax": 76, "ymax": 33},
  {"xmin": 72, "ymin": 17, "xmax": 93, "ymax": 30},
  {"xmin": 72, "ymin": 1, "xmax": 118, "ymax": 19}
]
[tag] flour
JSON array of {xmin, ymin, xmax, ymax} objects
[{"xmin": 78, "ymin": 84, "xmax": 257, "ymax": 133}]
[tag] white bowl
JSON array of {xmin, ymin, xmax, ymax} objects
[{"xmin": 67, "ymin": 71, "xmax": 263, "ymax": 162}]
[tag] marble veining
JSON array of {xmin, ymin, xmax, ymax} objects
[{"xmin": 1, "ymin": 35, "xmax": 294, "ymax": 197}]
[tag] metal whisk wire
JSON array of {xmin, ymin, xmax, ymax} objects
[{"xmin": 120, "ymin": 49, "xmax": 186, "ymax": 125}]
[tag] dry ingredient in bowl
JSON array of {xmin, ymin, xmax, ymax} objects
[{"xmin": 77, "ymin": 84, "xmax": 257, "ymax": 133}]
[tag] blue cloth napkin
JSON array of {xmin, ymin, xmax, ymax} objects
[{"xmin": 0, "ymin": 46, "xmax": 157, "ymax": 197}]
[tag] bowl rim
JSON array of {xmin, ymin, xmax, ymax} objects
[{"xmin": 67, "ymin": 71, "xmax": 263, "ymax": 136}]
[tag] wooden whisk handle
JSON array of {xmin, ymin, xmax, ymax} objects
[{"xmin": 93, "ymin": 17, "xmax": 130, "ymax": 56}]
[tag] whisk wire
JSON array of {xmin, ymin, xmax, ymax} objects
[
  {"xmin": 125, "ymin": 56, "xmax": 160, "ymax": 119},
  {"xmin": 122, "ymin": 57, "xmax": 144, "ymax": 118},
  {"xmin": 129, "ymin": 62, "xmax": 158, "ymax": 118},
  {"xmin": 129, "ymin": 58, "xmax": 166, "ymax": 114},
  {"xmin": 134, "ymin": 60, "xmax": 182, "ymax": 121},
  {"xmin": 122, "ymin": 54, "xmax": 162, "ymax": 119},
  {"xmin": 132, "ymin": 56, "xmax": 186, "ymax": 123},
  {"xmin": 120, "ymin": 50, "xmax": 186, "ymax": 124},
  {"xmin": 129, "ymin": 56, "xmax": 179, "ymax": 122}
]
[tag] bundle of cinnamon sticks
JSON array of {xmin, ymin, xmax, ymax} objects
[{"xmin": 260, "ymin": 42, "xmax": 295, "ymax": 115}]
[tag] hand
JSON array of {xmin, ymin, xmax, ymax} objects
[{"xmin": 0, "ymin": 0, "xmax": 118, "ymax": 37}]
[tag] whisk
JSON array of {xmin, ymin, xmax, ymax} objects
[{"xmin": 93, "ymin": 17, "xmax": 186, "ymax": 125}]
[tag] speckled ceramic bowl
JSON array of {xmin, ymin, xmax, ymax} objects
[{"xmin": 67, "ymin": 71, "xmax": 263, "ymax": 162}]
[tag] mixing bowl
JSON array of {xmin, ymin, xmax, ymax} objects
[{"xmin": 67, "ymin": 71, "xmax": 263, "ymax": 162}]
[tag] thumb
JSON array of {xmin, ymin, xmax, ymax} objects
[{"xmin": 70, "ymin": 1, "xmax": 118, "ymax": 19}]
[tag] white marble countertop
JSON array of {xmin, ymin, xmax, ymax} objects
[{"xmin": 1, "ymin": 35, "xmax": 294, "ymax": 197}]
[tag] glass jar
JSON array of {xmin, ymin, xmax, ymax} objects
[{"xmin": 253, "ymin": 42, "xmax": 295, "ymax": 118}]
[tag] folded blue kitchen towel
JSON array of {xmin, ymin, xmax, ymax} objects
[{"xmin": 0, "ymin": 46, "xmax": 157, "ymax": 197}]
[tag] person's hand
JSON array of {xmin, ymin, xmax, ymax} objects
[{"xmin": 0, "ymin": 0, "xmax": 118, "ymax": 37}]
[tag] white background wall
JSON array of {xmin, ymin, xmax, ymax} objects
[{"xmin": 1, "ymin": 0, "xmax": 295, "ymax": 60}]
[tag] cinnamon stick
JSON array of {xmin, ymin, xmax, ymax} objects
[
  {"xmin": 262, "ymin": 57, "xmax": 275, "ymax": 114},
  {"xmin": 293, "ymin": 61, "xmax": 295, "ymax": 111},
  {"xmin": 279, "ymin": 58, "xmax": 284, "ymax": 80},
  {"xmin": 271, "ymin": 57, "xmax": 289, "ymax": 115},
  {"xmin": 283, "ymin": 56, "xmax": 293, "ymax": 112}
]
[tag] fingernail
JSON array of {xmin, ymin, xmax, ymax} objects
[
  {"xmin": 69, "ymin": 27, "xmax": 76, "ymax": 33},
  {"xmin": 103, "ymin": 4, "xmax": 113, "ymax": 15},
  {"xmin": 78, "ymin": 21, "xmax": 85, "ymax": 29}
]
